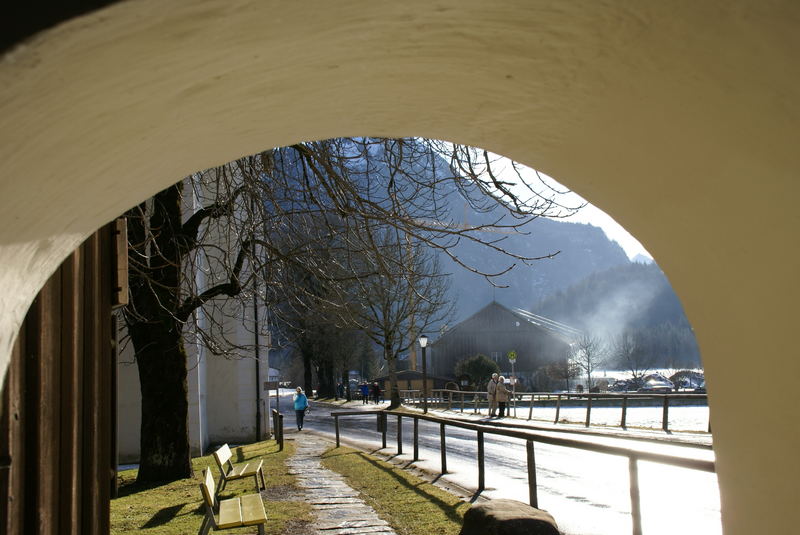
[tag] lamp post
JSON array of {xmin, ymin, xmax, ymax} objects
[{"xmin": 419, "ymin": 335, "xmax": 428, "ymax": 413}]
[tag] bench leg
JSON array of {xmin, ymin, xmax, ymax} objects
[
  {"xmin": 258, "ymin": 523, "xmax": 266, "ymax": 535},
  {"xmin": 198, "ymin": 512, "xmax": 212, "ymax": 535},
  {"xmin": 259, "ymin": 467, "xmax": 266, "ymax": 490}
]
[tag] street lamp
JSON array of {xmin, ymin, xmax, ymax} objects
[{"xmin": 419, "ymin": 335, "xmax": 428, "ymax": 413}]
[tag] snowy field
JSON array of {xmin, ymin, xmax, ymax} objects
[{"xmin": 431, "ymin": 404, "xmax": 710, "ymax": 433}]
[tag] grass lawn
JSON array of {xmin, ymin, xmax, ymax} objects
[
  {"xmin": 111, "ymin": 440, "xmax": 312, "ymax": 534},
  {"xmin": 321, "ymin": 446, "xmax": 469, "ymax": 535}
]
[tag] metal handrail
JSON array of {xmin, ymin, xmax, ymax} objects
[{"xmin": 330, "ymin": 408, "xmax": 714, "ymax": 535}]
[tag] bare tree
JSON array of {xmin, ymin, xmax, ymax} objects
[
  {"xmin": 545, "ymin": 358, "xmax": 581, "ymax": 391},
  {"xmin": 571, "ymin": 334, "xmax": 608, "ymax": 390},
  {"xmin": 335, "ymin": 231, "xmax": 454, "ymax": 408},
  {"xmin": 123, "ymin": 137, "xmax": 582, "ymax": 482},
  {"xmin": 612, "ymin": 330, "xmax": 655, "ymax": 384}
]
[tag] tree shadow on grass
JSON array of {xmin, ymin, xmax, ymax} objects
[
  {"xmin": 140, "ymin": 504, "xmax": 186, "ymax": 529},
  {"xmin": 325, "ymin": 449, "xmax": 466, "ymax": 526},
  {"xmin": 116, "ymin": 478, "xmax": 174, "ymax": 499}
]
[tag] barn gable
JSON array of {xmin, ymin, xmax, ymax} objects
[{"xmin": 430, "ymin": 302, "xmax": 576, "ymax": 385}]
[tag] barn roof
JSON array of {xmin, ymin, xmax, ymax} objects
[{"xmin": 435, "ymin": 301, "xmax": 581, "ymax": 344}]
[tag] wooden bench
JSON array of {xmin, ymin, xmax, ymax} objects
[
  {"xmin": 212, "ymin": 443, "xmax": 266, "ymax": 492},
  {"xmin": 198, "ymin": 467, "xmax": 267, "ymax": 535}
]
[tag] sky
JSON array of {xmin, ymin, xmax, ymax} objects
[
  {"xmin": 561, "ymin": 195, "xmax": 652, "ymax": 261},
  {"xmin": 493, "ymin": 154, "xmax": 652, "ymax": 261}
]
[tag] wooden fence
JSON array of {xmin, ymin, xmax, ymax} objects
[{"xmin": 400, "ymin": 388, "xmax": 710, "ymax": 433}]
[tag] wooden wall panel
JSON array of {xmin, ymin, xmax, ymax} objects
[{"xmin": 0, "ymin": 220, "xmax": 123, "ymax": 535}]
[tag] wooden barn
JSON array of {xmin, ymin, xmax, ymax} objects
[{"xmin": 429, "ymin": 302, "xmax": 578, "ymax": 389}]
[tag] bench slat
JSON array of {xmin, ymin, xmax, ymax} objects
[
  {"xmin": 238, "ymin": 459, "xmax": 263, "ymax": 477},
  {"xmin": 233, "ymin": 462, "xmax": 250, "ymax": 477},
  {"xmin": 200, "ymin": 468, "xmax": 215, "ymax": 508},
  {"xmin": 214, "ymin": 444, "xmax": 233, "ymax": 468},
  {"xmin": 240, "ymin": 494, "xmax": 267, "ymax": 526},
  {"xmin": 217, "ymin": 497, "xmax": 243, "ymax": 529}
]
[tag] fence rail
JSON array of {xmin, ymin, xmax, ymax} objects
[
  {"xmin": 331, "ymin": 409, "xmax": 714, "ymax": 535},
  {"xmin": 398, "ymin": 388, "xmax": 710, "ymax": 433}
]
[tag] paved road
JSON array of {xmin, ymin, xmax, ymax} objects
[{"xmin": 275, "ymin": 393, "xmax": 721, "ymax": 535}]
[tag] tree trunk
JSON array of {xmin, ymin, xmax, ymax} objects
[
  {"xmin": 316, "ymin": 360, "xmax": 335, "ymax": 398},
  {"xmin": 341, "ymin": 369, "xmax": 351, "ymax": 401},
  {"xmin": 126, "ymin": 183, "xmax": 193, "ymax": 483},
  {"xmin": 131, "ymin": 321, "xmax": 192, "ymax": 482},
  {"xmin": 303, "ymin": 351, "xmax": 314, "ymax": 396},
  {"xmin": 386, "ymin": 345, "xmax": 401, "ymax": 409}
]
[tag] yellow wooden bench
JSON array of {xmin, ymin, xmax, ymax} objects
[
  {"xmin": 213, "ymin": 443, "xmax": 266, "ymax": 492},
  {"xmin": 198, "ymin": 467, "xmax": 267, "ymax": 535}
]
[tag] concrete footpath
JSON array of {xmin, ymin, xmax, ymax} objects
[{"xmin": 285, "ymin": 433, "xmax": 396, "ymax": 535}]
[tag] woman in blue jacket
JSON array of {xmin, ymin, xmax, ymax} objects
[{"xmin": 293, "ymin": 387, "xmax": 309, "ymax": 430}]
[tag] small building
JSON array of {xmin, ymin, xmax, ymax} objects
[
  {"xmin": 374, "ymin": 369, "xmax": 453, "ymax": 393},
  {"xmin": 430, "ymin": 301, "xmax": 578, "ymax": 389}
]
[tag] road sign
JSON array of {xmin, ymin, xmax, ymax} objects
[{"xmin": 507, "ymin": 350, "xmax": 517, "ymax": 362}]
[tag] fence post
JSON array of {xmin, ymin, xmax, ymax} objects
[
  {"xmin": 477, "ymin": 430, "xmax": 485, "ymax": 491},
  {"xmin": 448, "ymin": 391, "xmax": 452, "ymax": 411},
  {"xmin": 662, "ymin": 395, "xmax": 670, "ymax": 433},
  {"xmin": 440, "ymin": 422, "xmax": 447, "ymax": 474},
  {"xmin": 413, "ymin": 417, "xmax": 419, "ymax": 461},
  {"xmin": 526, "ymin": 440, "xmax": 538, "ymax": 508},
  {"xmin": 334, "ymin": 414, "xmax": 340, "ymax": 447},
  {"xmin": 554, "ymin": 394, "xmax": 561, "ymax": 424},
  {"xmin": 381, "ymin": 413, "xmax": 387, "ymax": 449},
  {"xmin": 621, "ymin": 395, "xmax": 628, "ymax": 429},
  {"xmin": 585, "ymin": 393, "xmax": 593, "ymax": 427},
  {"xmin": 629, "ymin": 457, "xmax": 643, "ymax": 535},
  {"xmin": 527, "ymin": 394, "xmax": 535, "ymax": 421},
  {"xmin": 278, "ymin": 413, "xmax": 284, "ymax": 451},
  {"xmin": 397, "ymin": 415, "xmax": 403, "ymax": 455},
  {"xmin": 474, "ymin": 394, "xmax": 479, "ymax": 414},
  {"xmin": 461, "ymin": 392, "xmax": 465, "ymax": 413}
]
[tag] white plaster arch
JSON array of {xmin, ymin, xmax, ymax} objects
[{"xmin": 1, "ymin": 1, "xmax": 798, "ymax": 533}]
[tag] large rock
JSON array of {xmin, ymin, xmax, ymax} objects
[{"xmin": 460, "ymin": 499, "xmax": 560, "ymax": 535}]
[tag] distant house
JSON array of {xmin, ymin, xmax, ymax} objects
[
  {"xmin": 429, "ymin": 301, "xmax": 578, "ymax": 389},
  {"xmin": 374, "ymin": 369, "xmax": 453, "ymax": 394}
]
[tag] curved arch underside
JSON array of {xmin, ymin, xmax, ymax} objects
[{"xmin": 1, "ymin": 1, "xmax": 798, "ymax": 533}]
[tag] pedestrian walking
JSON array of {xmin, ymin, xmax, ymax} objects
[
  {"xmin": 487, "ymin": 373, "xmax": 500, "ymax": 417},
  {"xmin": 360, "ymin": 382, "xmax": 370, "ymax": 404},
  {"xmin": 371, "ymin": 382, "xmax": 381, "ymax": 404},
  {"xmin": 496, "ymin": 376, "xmax": 510, "ymax": 418},
  {"xmin": 293, "ymin": 387, "xmax": 309, "ymax": 430}
]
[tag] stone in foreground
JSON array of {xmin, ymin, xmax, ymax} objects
[{"xmin": 460, "ymin": 499, "xmax": 559, "ymax": 535}]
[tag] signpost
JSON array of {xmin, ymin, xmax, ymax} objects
[{"xmin": 507, "ymin": 350, "xmax": 517, "ymax": 417}]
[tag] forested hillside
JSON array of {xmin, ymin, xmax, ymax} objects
[{"xmin": 533, "ymin": 262, "xmax": 702, "ymax": 369}]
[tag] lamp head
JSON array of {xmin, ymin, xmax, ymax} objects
[{"xmin": 419, "ymin": 335, "xmax": 428, "ymax": 348}]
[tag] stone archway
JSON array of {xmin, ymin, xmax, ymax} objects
[{"xmin": 1, "ymin": 2, "xmax": 799, "ymax": 533}]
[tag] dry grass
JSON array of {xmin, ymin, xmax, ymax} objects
[{"xmin": 111, "ymin": 440, "xmax": 312, "ymax": 535}]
